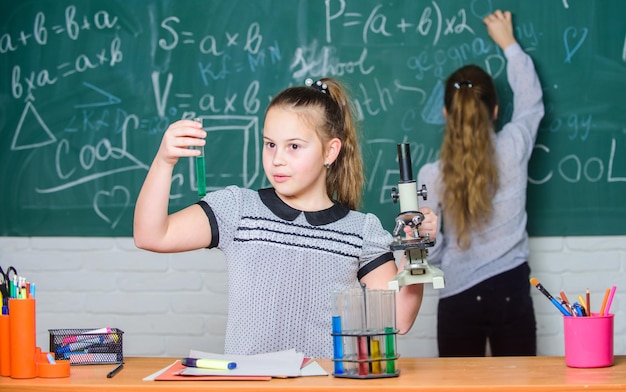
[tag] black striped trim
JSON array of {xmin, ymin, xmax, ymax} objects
[{"xmin": 197, "ymin": 201, "xmax": 219, "ymax": 248}]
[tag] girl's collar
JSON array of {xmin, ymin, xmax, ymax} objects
[{"xmin": 258, "ymin": 188, "xmax": 349, "ymax": 226}]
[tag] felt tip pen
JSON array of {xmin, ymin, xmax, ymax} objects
[
  {"xmin": 181, "ymin": 358, "xmax": 237, "ymax": 370},
  {"xmin": 62, "ymin": 327, "xmax": 112, "ymax": 345},
  {"xmin": 529, "ymin": 278, "xmax": 571, "ymax": 316},
  {"xmin": 107, "ymin": 362, "xmax": 124, "ymax": 378},
  {"xmin": 57, "ymin": 337, "xmax": 108, "ymax": 353}
]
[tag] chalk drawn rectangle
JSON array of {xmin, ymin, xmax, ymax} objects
[{"xmin": 190, "ymin": 115, "xmax": 261, "ymax": 192}]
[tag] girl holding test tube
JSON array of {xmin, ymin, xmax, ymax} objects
[{"xmin": 134, "ymin": 78, "xmax": 438, "ymax": 358}]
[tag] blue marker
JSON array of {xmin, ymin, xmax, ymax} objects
[{"xmin": 572, "ymin": 302, "xmax": 585, "ymax": 317}]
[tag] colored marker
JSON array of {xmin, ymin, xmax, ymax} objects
[
  {"xmin": 181, "ymin": 358, "xmax": 236, "ymax": 370},
  {"xmin": 599, "ymin": 288, "xmax": 611, "ymax": 316},
  {"xmin": 572, "ymin": 302, "xmax": 585, "ymax": 317},
  {"xmin": 57, "ymin": 337, "xmax": 110, "ymax": 353},
  {"xmin": 603, "ymin": 286, "xmax": 617, "ymax": 316},
  {"xmin": 529, "ymin": 278, "xmax": 571, "ymax": 316},
  {"xmin": 62, "ymin": 327, "xmax": 112, "ymax": 345},
  {"xmin": 67, "ymin": 353, "xmax": 120, "ymax": 364}
]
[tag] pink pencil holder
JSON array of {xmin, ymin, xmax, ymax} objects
[{"xmin": 563, "ymin": 313, "xmax": 614, "ymax": 368}]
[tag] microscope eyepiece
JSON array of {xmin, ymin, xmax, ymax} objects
[{"xmin": 397, "ymin": 143, "xmax": 413, "ymax": 182}]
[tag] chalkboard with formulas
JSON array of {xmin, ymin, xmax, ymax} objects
[{"xmin": 1, "ymin": 0, "xmax": 624, "ymax": 237}]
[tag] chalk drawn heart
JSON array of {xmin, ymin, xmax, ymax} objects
[
  {"xmin": 564, "ymin": 26, "xmax": 588, "ymax": 63},
  {"xmin": 94, "ymin": 186, "xmax": 130, "ymax": 229}
]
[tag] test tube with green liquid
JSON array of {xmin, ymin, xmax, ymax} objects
[
  {"xmin": 192, "ymin": 117, "xmax": 206, "ymax": 197},
  {"xmin": 381, "ymin": 290, "xmax": 397, "ymax": 374}
]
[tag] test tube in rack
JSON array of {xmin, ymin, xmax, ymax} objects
[
  {"xmin": 382, "ymin": 289, "xmax": 397, "ymax": 374},
  {"xmin": 331, "ymin": 291, "xmax": 344, "ymax": 375}
]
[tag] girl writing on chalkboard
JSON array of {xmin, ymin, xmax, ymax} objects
[
  {"xmin": 133, "ymin": 77, "xmax": 438, "ymax": 357},
  {"xmin": 417, "ymin": 10, "xmax": 545, "ymax": 357}
]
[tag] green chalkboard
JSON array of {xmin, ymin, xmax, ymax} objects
[{"xmin": 1, "ymin": 0, "xmax": 625, "ymax": 237}]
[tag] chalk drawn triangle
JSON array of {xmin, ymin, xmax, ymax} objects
[
  {"xmin": 11, "ymin": 101, "xmax": 57, "ymax": 151},
  {"xmin": 421, "ymin": 80, "xmax": 445, "ymax": 125},
  {"xmin": 75, "ymin": 82, "xmax": 121, "ymax": 108}
]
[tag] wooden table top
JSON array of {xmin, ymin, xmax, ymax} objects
[{"xmin": 1, "ymin": 355, "xmax": 625, "ymax": 391}]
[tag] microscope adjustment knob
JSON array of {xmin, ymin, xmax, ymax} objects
[
  {"xmin": 417, "ymin": 184, "xmax": 428, "ymax": 200},
  {"xmin": 411, "ymin": 212, "xmax": 424, "ymax": 226},
  {"xmin": 391, "ymin": 187, "xmax": 399, "ymax": 204}
]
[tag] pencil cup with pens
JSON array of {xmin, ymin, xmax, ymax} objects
[
  {"xmin": 561, "ymin": 286, "xmax": 617, "ymax": 368},
  {"xmin": 530, "ymin": 278, "xmax": 617, "ymax": 368},
  {"xmin": 331, "ymin": 285, "xmax": 399, "ymax": 379},
  {"xmin": 0, "ymin": 271, "xmax": 70, "ymax": 379}
]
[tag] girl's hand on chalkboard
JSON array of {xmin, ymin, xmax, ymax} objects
[
  {"xmin": 483, "ymin": 10, "xmax": 517, "ymax": 50},
  {"xmin": 158, "ymin": 120, "xmax": 207, "ymax": 166}
]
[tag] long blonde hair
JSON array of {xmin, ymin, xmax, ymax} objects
[
  {"xmin": 267, "ymin": 78, "xmax": 364, "ymax": 210},
  {"xmin": 440, "ymin": 65, "xmax": 499, "ymax": 250}
]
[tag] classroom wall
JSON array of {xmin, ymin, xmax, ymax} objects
[{"xmin": 1, "ymin": 235, "xmax": 623, "ymax": 358}]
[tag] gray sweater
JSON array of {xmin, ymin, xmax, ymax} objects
[{"xmin": 418, "ymin": 43, "xmax": 545, "ymax": 298}]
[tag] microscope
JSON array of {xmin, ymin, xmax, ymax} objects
[{"xmin": 388, "ymin": 143, "xmax": 445, "ymax": 291}]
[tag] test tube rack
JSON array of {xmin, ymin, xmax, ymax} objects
[{"xmin": 331, "ymin": 285, "xmax": 399, "ymax": 379}]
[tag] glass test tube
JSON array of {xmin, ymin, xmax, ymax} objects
[
  {"xmin": 367, "ymin": 290, "xmax": 383, "ymax": 374},
  {"xmin": 352, "ymin": 288, "xmax": 368, "ymax": 376},
  {"xmin": 331, "ymin": 291, "xmax": 345, "ymax": 375},
  {"xmin": 381, "ymin": 290, "xmax": 397, "ymax": 374},
  {"xmin": 191, "ymin": 117, "xmax": 206, "ymax": 197},
  {"xmin": 340, "ymin": 289, "xmax": 356, "ymax": 375}
]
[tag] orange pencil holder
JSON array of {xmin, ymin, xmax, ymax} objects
[
  {"xmin": 37, "ymin": 351, "xmax": 70, "ymax": 378},
  {"xmin": 0, "ymin": 313, "xmax": 11, "ymax": 376},
  {"xmin": 8, "ymin": 298, "xmax": 37, "ymax": 379}
]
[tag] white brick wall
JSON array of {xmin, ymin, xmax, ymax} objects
[{"xmin": 1, "ymin": 236, "xmax": 623, "ymax": 358}]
